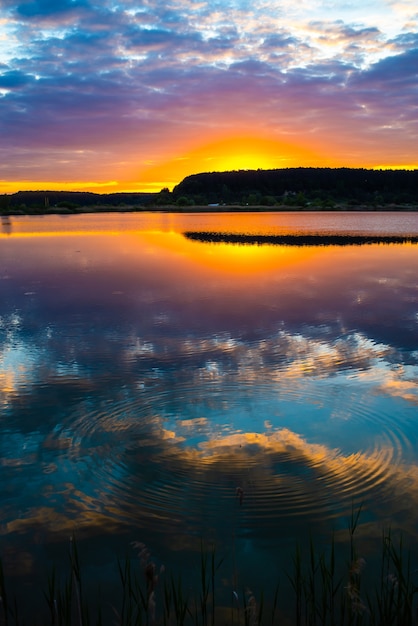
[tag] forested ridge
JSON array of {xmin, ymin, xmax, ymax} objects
[
  {"xmin": 172, "ymin": 167, "xmax": 418, "ymax": 207},
  {"xmin": 1, "ymin": 167, "xmax": 418, "ymax": 213},
  {"xmin": 0, "ymin": 190, "xmax": 155, "ymax": 213}
]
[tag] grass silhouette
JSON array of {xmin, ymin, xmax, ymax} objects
[{"xmin": 1, "ymin": 508, "xmax": 418, "ymax": 625}]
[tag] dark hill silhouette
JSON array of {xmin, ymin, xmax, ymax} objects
[
  {"xmin": 2, "ymin": 190, "xmax": 155, "ymax": 212},
  {"xmin": 172, "ymin": 167, "xmax": 418, "ymax": 206},
  {"xmin": 1, "ymin": 167, "xmax": 418, "ymax": 212}
]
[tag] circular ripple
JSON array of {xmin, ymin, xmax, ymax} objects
[{"xmin": 46, "ymin": 377, "xmax": 413, "ymax": 536}]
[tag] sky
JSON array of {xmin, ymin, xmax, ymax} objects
[{"xmin": 0, "ymin": 0, "xmax": 417, "ymax": 194}]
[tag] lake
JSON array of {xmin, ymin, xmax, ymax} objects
[{"xmin": 1, "ymin": 211, "xmax": 418, "ymax": 623}]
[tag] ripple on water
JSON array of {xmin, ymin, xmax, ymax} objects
[{"xmin": 46, "ymin": 377, "xmax": 412, "ymax": 537}]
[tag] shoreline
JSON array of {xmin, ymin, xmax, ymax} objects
[{"xmin": 2, "ymin": 203, "xmax": 418, "ymax": 216}]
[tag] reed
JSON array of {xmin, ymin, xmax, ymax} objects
[
  {"xmin": 0, "ymin": 556, "xmax": 9, "ymax": 626},
  {"xmin": 367, "ymin": 530, "xmax": 418, "ymax": 626},
  {"xmin": 1, "ymin": 510, "xmax": 418, "ymax": 625}
]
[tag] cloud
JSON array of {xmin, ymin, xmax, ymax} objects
[
  {"xmin": 1, "ymin": 0, "xmax": 417, "ymax": 190},
  {"xmin": 0, "ymin": 69, "xmax": 35, "ymax": 88},
  {"xmin": 10, "ymin": 0, "xmax": 91, "ymax": 19},
  {"xmin": 353, "ymin": 43, "xmax": 418, "ymax": 87}
]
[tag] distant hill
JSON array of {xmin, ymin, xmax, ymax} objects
[
  {"xmin": 1, "ymin": 167, "xmax": 418, "ymax": 213},
  {"xmin": 2, "ymin": 190, "xmax": 155, "ymax": 212},
  {"xmin": 172, "ymin": 167, "xmax": 418, "ymax": 207}
]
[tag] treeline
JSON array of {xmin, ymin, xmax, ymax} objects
[
  {"xmin": 171, "ymin": 167, "xmax": 418, "ymax": 207},
  {"xmin": 1, "ymin": 168, "xmax": 418, "ymax": 213},
  {"xmin": 0, "ymin": 190, "xmax": 155, "ymax": 214}
]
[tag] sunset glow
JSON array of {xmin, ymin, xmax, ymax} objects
[
  {"xmin": 0, "ymin": 226, "xmax": 321, "ymax": 276},
  {"xmin": 1, "ymin": 0, "xmax": 417, "ymax": 193}
]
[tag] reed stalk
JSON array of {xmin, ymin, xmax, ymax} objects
[
  {"xmin": 0, "ymin": 557, "xmax": 9, "ymax": 626},
  {"xmin": 2, "ymin": 508, "xmax": 418, "ymax": 626}
]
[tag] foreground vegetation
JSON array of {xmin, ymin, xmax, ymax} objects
[{"xmin": 1, "ymin": 508, "xmax": 418, "ymax": 626}]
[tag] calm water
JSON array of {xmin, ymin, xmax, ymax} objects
[{"xmin": 1, "ymin": 212, "xmax": 418, "ymax": 620}]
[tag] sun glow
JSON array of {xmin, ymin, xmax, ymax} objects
[
  {"xmin": 0, "ymin": 134, "xmax": 317, "ymax": 195},
  {"xmin": 198, "ymin": 135, "xmax": 318, "ymax": 171},
  {"xmin": 2, "ymin": 133, "xmax": 416, "ymax": 196},
  {"xmin": 0, "ymin": 180, "xmax": 120, "ymax": 194},
  {"xmin": 136, "ymin": 134, "xmax": 321, "ymax": 191}
]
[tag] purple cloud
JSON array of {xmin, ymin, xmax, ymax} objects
[{"xmin": 1, "ymin": 0, "xmax": 417, "ymax": 189}]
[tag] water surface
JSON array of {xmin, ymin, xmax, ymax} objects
[{"xmin": 1, "ymin": 212, "xmax": 418, "ymax": 619}]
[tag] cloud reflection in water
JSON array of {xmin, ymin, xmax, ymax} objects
[{"xmin": 1, "ymin": 213, "xmax": 418, "ymax": 585}]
